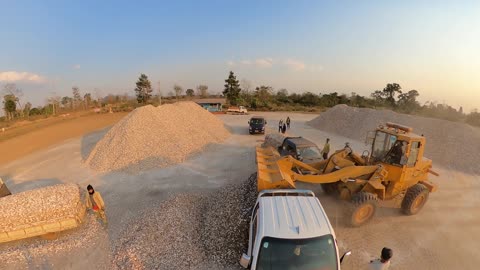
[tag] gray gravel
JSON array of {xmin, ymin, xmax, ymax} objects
[
  {"xmin": 0, "ymin": 214, "xmax": 109, "ymax": 270},
  {"xmin": 112, "ymin": 173, "xmax": 258, "ymax": 270}
]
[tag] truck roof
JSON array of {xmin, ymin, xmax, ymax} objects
[
  {"xmin": 257, "ymin": 190, "xmax": 334, "ymax": 239},
  {"xmin": 284, "ymin": 137, "xmax": 317, "ymax": 147}
]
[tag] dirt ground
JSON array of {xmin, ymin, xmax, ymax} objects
[
  {"xmin": 0, "ymin": 112, "xmax": 128, "ymax": 165},
  {"xmin": 1, "ymin": 112, "xmax": 479, "ymax": 269}
]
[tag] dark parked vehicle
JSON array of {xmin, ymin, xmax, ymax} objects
[
  {"xmin": 278, "ymin": 137, "xmax": 323, "ymax": 163},
  {"xmin": 249, "ymin": 117, "xmax": 267, "ymax": 134}
]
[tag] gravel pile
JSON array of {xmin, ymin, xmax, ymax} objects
[
  {"xmin": 112, "ymin": 173, "xmax": 258, "ymax": 270},
  {"xmin": 0, "ymin": 184, "xmax": 81, "ymax": 233},
  {"xmin": 262, "ymin": 133, "xmax": 286, "ymax": 148},
  {"xmin": 86, "ymin": 102, "xmax": 230, "ymax": 173},
  {"xmin": 308, "ymin": 105, "xmax": 480, "ymax": 174}
]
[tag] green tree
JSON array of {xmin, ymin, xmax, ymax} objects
[
  {"xmin": 72, "ymin": 86, "xmax": 82, "ymax": 109},
  {"xmin": 134, "ymin": 74, "xmax": 153, "ymax": 104},
  {"xmin": 61, "ymin": 96, "xmax": 73, "ymax": 109},
  {"xmin": 173, "ymin": 84, "xmax": 183, "ymax": 101},
  {"xmin": 398, "ymin": 90, "xmax": 420, "ymax": 112},
  {"xmin": 186, "ymin": 88, "xmax": 194, "ymax": 97},
  {"xmin": 84, "ymin": 93, "xmax": 92, "ymax": 109},
  {"xmin": 24, "ymin": 102, "xmax": 32, "ymax": 117},
  {"xmin": 382, "ymin": 83, "xmax": 402, "ymax": 107},
  {"xmin": 255, "ymin": 86, "xmax": 273, "ymax": 107},
  {"xmin": 223, "ymin": 71, "xmax": 241, "ymax": 105},
  {"xmin": 4, "ymin": 99, "xmax": 16, "ymax": 120},
  {"xmin": 196, "ymin": 85, "xmax": 209, "ymax": 98}
]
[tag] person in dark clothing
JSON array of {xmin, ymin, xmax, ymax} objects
[
  {"xmin": 282, "ymin": 123, "xmax": 287, "ymax": 134},
  {"xmin": 286, "ymin": 117, "xmax": 291, "ymax": 129},
  {"xmin": 278, "ymin": 119, "xmax": 283, "ymax": 133},
  {"xmin": 389, "ymin": 141, "xmax": 405, "ymax": 164}
]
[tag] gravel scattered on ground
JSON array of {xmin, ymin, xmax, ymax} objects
[
  {"xmin": 307, "ymin": 104, "xmax": 480, "ymax": 174},
  {"xmin": 112, "ymin": 173, "xmax": 258, "ymax": 270},
  {"xmin": 0, "ymin": 184, "xmax": 81, "ymax": 233},
  {"xmin": 86, "ymin": 102, "xmax": 230, "ymax": 173},
  {"xmin": 0, "ymin": 214, "xmax": 109, "ymax": 270}
]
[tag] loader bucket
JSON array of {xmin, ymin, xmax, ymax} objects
[{"xmin": 256, "ymin": 146, "xmax": 296, "ymax": 191}]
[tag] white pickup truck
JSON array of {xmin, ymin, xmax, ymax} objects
[
  {"xmin": 240, "ymin": 189, "xmax": 351, "ymax": 270},
  {"xmin": 227, "ymin": 106, "xmax": 248, "ymax": 114}
]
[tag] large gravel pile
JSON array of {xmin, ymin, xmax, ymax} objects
[
  {"xmin": 308, "ymin": 105, "xmax": 480, "ymax": 174},
  {"xmin": 86, "ymin": 102, "xmax": 230, "ymax": 173},
  {"xmin": 0, "ymin": 184, "xmax": 81, "ymax": 233},
  {"xmin": 112, "ymin": 173, "xmax": 258, "ymax": 270}
]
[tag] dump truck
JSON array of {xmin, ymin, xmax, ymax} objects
[{"xmin": 256, "ymin": 122, "xmax": 439, "ymax": 226}]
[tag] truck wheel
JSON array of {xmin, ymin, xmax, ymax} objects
[
  {"xmin": 402, "ymin": 184, "xmax": 429, "ymax": 215},
  {"xmin": 349, "ymin": 192, "xmax": 377, "ymax": 227},
  {"xmin": 321, "ymin": 182, "xmax": 338, "ymax": 196}
]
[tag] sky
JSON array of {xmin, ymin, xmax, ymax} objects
[{"xmin": 1, "ymin": 0, "xmax": 479, "ymax": 111}]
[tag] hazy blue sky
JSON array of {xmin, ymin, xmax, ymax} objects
[{"xmin": 1, "ymin": 0, "xmax": 479, "ymax": 110}]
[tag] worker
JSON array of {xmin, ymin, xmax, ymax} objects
[
  {"xmin": 86, "ymin": 184, "xmax": 107, "ymax": 224},
  {"xmin": 369, "ymin": 247, "xmax": 393, "ymax": 270},
  {"xmin": 390, "ymin": 141, "xmax": 405, "ymax": 164},
  {"xmin": 278, "ymin": 119, "xmax": 283, "ymax": 133},
  {"xmin": 281, "ymin": 123, "xmax": 287, "ymax": 134},
  {"xmin": 321, "ymin": 138, "xmax": 330, "ymax": 160},
  {"xmin": 286, "ymin": 116, "xmax": 291, "ymax": 129}
]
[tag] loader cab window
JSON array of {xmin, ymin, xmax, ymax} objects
[
  {"xmin": 384, "ymin": 140, "xmax": 407, "ymax": 166},
  {"xmin": 407, "ymin": 141, "xmax": 420, "ymax": 167},
  {"xmin": 371, "ymin": 131, "xmax": 397, "ymax": 162}
]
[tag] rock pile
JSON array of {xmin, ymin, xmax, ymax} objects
[{"xmin": 86, "ymin": 102, "xmax": 230, "ymax": 173}]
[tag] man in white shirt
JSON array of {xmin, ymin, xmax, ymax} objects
[{"xmin": 369, "ymin": 247, "xmax": 393, "ymax": 270}]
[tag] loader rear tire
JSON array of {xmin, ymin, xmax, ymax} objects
[
  {"xmin": 402, "ymin": 184, "xmax": 429, "ymax": 215},
  {"xmin": 321, "ymin": 182, "xmax": 339, "ymax": 196},
  {"xmin": 349, "ymin": 192, "xmax": 377, "ymax": 227}
]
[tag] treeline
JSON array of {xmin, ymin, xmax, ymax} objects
[
  {"xmin": 2, "ymin": 72, "xmax": 480, "ymax": 129},
  {"xmin": 222, "ymin": 71, "xmax": 480, "ymax": 127}
]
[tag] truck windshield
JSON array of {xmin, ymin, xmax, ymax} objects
[
  {"xmin": 250, "ymin": 118, "xmax": 264, "ymax": 125},
  {"xmin": 297, "ymin": 147, "xmax": 322, "ymax": 159},
  {"xmin": 371, "ymin": 131, "xmax": 397, "ymax": 162},
  {"xmin": 256, "ymin": 235, "xmax": 338, "ymax": 270}
]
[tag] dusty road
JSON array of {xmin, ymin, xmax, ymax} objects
[
  {"xmin": 0, "ymin": 112, "xmax": 128, "ymax": 166},
  {"xmin": 1, "ymin": 112, "xmax": 479, "ymax": 269}
]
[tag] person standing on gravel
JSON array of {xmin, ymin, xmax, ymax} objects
[
  {"xmin": 86, "ymin": 184, "xmax": 107, "ymax": 224},
  {"xmin": 369, "ymin": 247, "xmax": 393, "ymax": 270},
  {"xmin": 286, "ymin": 116, "xmax": 291, "ymax": 129},
  {"xmin": 282, "ymin": 123, "xmax": 287, "ymax": 134},
  {"xmin": 321, "ymin": 138, "xmax": 330, "ymax": 160},
  {"xmin": 278, "ymin": 119, "xmax": 283, "ymax": 132}
]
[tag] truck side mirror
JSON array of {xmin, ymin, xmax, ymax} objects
[
  {"xmin": 239, "ymin": 253, "xmax": 251, "ymax": 268},
  {"xmin": 340, "ymin": 250, "xmax": 352, "ymax": 263}
]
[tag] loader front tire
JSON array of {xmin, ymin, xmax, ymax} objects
[
  {"xmin": 402, "ymin": 184, "xmax": 429, "ymax": 215},
  {"xmin": 349, "ymin": 192, "xmax": 377, "ymax": 227}
]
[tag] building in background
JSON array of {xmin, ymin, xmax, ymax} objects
[{"xmin": 193, "ymin": 98, "xmax": 226, "ymax": 112}]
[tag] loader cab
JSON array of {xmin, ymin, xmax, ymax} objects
[{"xmin": 369, "ymin": 123, "xmax": 429, "ymax": 183}]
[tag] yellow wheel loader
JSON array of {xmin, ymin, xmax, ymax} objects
[{"xmin": 256, "ymin": 122, "xmax": 439, "ymax": 226}]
